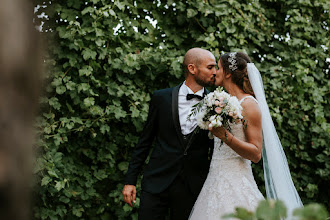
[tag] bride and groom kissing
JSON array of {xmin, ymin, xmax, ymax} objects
[{"xmin": 122, "ymin": 48, "xmax": 303, "ymax": 219}]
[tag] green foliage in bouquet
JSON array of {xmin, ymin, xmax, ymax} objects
[
  {"xmin": 224, "ymin": 200, "xmax": 329, "ymax": 220},
  {"xmin": 32, "ymin": 0, "xmax": 329, "ymax": 219}
]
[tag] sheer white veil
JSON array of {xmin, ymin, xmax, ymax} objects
[{"xmin": 246, "ymin": 63, "xmax": 303, "ymax": 214}]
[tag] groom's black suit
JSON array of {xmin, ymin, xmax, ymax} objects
[{"xmin": 125, "ymin": 84, "xmax": 213, "ymax": 220}]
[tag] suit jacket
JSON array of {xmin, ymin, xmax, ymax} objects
[{"xmin": 125, "ymin": 84, "xmax": 214, "ymax": 196}]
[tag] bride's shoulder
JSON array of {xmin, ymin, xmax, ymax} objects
[{"xmin": 241, "ymin": 97, "xmax": 261, "ymax": 121}]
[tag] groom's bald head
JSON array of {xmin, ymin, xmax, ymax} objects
[{"xmin": 183, "ymin": 48, "xmax": 214, "ymax": 76}]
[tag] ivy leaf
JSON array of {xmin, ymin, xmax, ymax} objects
[
  {"xmin": 82, "ymin": 49, "xmax": 97, "ymax": 60},
  {"xmin": 66, "ymin": 81, "xmax": 76, "ymax": 90},
  {"xmin": 48, "ymin": 170, "xmax": 59, "ymax": 178},
  {"xmin": 78, "ymin": 83, "xmax": 90, "ymax": 93},
  {"xmin": 114, "ymin": 1, "xmax": 125, "ymax": 11},
  {"xmin": 89, "ymin": 105, "xmax": 103, "ymax": 116},
  {"xmin": 109, "ymin": 9, "xmax": 116, "ymax": 17},
  {"xmin": 84, "ymin": 97, "xmax": 95, "ymax": 107},
  {"xmin": 59, "ymin": 196, "xmax": 70, "ymax": 203},
  {"xmin": 72, "ymin": 206, "xmax": 84, "ymax": 217},
  {"xmin": 95, "ymin": 38, "xmax": 105, "ymax": 47},
  {"xmin": 94, "ymin": 170, "xmax": 108, "ymax": 180},
  {"xmin": 130, "ymin": 106, "xmax": 140, "ymax": 118},
  {"xmin": 56, "ymin": 85, "xmax": 67, "ymax": 94},
  {"xmin": 293, "ymin": 204, "xmax": 329, "ymax": 220},
  {"xmin": 51, "ymin": 77, "xmax": 62, "ymax": 87},
  {"xmin": 81, "ymin": 6, "xmax": 94, "ymax": 15},
  {"xmin": 114, "ymin": 108, "xmax": 127, "ymax": 119},
  {"xmin": 95, "ymin": 28, "xmax": 104, "ymax": 37},
  {"xmin": 44, "ymin": 126, "xmax": 52, "ymax": 134},
  {"xmin": 123, "ymin": 204, "xmax": 133, "ymax": 212},
  {"xmin": 79, "ymin": 66, "xmax": 93, "ymax": 76},
  {"xmin": 100, "ymin": 124, "xmax": 110, "ymax": 134},
  {"xmin": 187, "ymin": 9, "xmax": 198, "ymax": 18},
  {"xmin": 118, "ymin": 161, "xmax": 129, "ymax": 172},
  {"xmin": 41, "ymin": 176, "xmax": 52, "ymax": 186},
  {"xmin": 256, "ymin": 200, "xmax": 287, "ymax": 219},
  {"xmin": 55, "ymin": 180, "xmax": 66, "ymax": 191}
]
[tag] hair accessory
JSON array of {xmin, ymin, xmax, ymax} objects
[{"xmin": 228, "ymin": 52, "xmax": 238, "ymax": 71}]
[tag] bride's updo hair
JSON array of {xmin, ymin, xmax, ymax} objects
[{"xmin": 220, "ymin": 52, "xmax": 255, "ymax": 97}]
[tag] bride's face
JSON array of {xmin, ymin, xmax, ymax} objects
[{"xmin": 215, "ymin": 59, "xmax": 225, "ymax": 86}]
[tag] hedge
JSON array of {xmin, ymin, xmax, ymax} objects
[{"xmin": 33, "ymin": 0, "xmax": 329, "ymax": 219}]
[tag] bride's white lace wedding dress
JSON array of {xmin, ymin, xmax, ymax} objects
[{"xmin": 189, "ymin": 96, "xmax": 264, "ymax": 220}]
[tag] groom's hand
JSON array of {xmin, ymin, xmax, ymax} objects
[{"xmin": 122, "ymin": 185, "xmax": 136, "ymax": 207}]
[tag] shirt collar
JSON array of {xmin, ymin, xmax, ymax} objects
[{"xmin": 179, "ymin": 81, "xmax": 204, "ymax": 96}]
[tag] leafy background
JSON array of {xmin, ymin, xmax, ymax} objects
[{"xmin": 33, "ymin": 0, "xmax": 329, "ymax": 219}]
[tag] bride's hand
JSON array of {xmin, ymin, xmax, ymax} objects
[{"xmin": 209, "ymin": 126, "xmax": 229, "ymax": 141}]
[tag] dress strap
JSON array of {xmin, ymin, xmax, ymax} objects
[{"xmin": 239, "ymin": 96, "xmax": 258, "ymax": 104}]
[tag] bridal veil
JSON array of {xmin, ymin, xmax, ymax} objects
[{"xmin": 247, "ymin": 63, "xmax": 303, "ymax": 214}]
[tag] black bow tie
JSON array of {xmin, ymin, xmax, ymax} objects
[{"xmin": 186, "ymin": 93, "xmax": 204, "ymax": 101}]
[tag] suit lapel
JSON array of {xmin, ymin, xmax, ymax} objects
[{"xmin": 172, "ymin": 83, "xmax": 185, "ymax": 148}]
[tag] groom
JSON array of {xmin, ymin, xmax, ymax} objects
[{"xmin": 123, "ymin": 48, "xmax": 216, "ymax": 220}]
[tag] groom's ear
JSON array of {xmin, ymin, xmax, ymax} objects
[{"xmin": 188, "ymin": 64, "xmax": 197, "ymax": 75}]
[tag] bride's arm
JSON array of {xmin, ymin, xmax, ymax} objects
[{"xmin": 210, "ymin": 99, "xmax": 262, "ymax": 163}]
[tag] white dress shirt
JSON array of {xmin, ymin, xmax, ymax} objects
[{"xmin": 178, "ymin": 82, "xmax": 204, "ymax": 135}]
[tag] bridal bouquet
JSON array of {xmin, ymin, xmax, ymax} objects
[{"xmin": 189, "ymin": 87, "xmax": 243, "ymax": 138}]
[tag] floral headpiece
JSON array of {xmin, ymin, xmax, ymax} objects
[{"xmin": 228, "ymin": 52, "xmax": 238, "ymax": 71}]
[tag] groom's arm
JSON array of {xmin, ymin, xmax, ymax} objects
[
  {"xmin": 124, "ymin": 92, "xmax": 159, "ymax": 186},
  {"xmin": 123, "ymin": 92, "xmax": 159, "ymax": 207}
]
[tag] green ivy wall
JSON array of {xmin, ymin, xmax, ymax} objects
[{"xmin": 33, "ymin": 0, "xmax": 329, "ymax": 219}]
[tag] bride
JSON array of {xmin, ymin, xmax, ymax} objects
[{"xmin": 189, "ymin": 52, "xmax": 303, "ymax": 219}]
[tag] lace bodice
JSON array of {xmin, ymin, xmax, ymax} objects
[{"xmin": 212, "ymin": 122, "xmax": 246, "ymax": 160}]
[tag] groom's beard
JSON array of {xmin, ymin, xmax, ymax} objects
[{"xmin": 195, "ymin": 70, "xmax": 216, "ymax": 87}]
